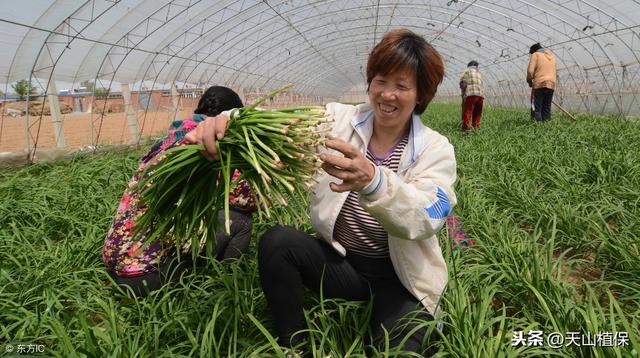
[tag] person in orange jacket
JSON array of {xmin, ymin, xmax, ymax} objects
[{"xmin": 527, "ymin": 43, "xmax": 557, "ymax": 122}]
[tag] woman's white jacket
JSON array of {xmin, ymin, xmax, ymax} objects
[{"xmin": 311, "ymin": 102, "xmax": 457, "ymax": 315}]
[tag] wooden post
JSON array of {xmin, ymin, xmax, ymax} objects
[
  {"xmin": 171, "ymin": 82, "xmax": 179, "ymax": 120},
  {"xmin": 121, "ymin": 83, "xmax": 139, "ymax": 144},
  {"xmin": 47, "ymin": 81, "xmax": 66, "ymax": 148}
]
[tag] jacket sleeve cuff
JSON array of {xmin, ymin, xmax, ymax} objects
[
  {"xmin": 221, "ymin": 109, "xmax": 236, "ymax": 119},
  {"xmin": 359, "ymin": 164, "xmax": 386, "ymax": 200}
]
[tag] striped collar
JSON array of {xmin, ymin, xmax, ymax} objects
[{"xmin": 350, "ymin": 104, "xmax": 427, "ymax": 172}]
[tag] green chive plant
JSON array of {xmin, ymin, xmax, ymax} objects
[
  {"xmin": 134, "ymin": 84, "xmax": 331, "ymax": 255},
  {"xmin": 1, "ymin": 103, "xmax": 638, "ymax": 357}
]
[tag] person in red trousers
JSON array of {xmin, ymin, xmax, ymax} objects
[{"xmin": 459, "ymin": 60, "xmax": 484, "ymax": 133}]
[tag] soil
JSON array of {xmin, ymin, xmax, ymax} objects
[
  {"xmin": 4, "ymin": 100, "xmax": 73, "ymax": 116},
  {"xmin": 0, "ymin": 110, "xmax": 191, "ymax": 153}
]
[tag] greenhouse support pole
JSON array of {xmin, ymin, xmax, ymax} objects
[
  {"xmin": 171, "ymin": 82, "xmax": 179, "ymax": 119},
  {"xmin": 24, "ymin": 95, "xmax": 30, "ymax": 157},
  {"xmin": 47, "ymin": 81, "xmax": 66, "ymax": 148},
  {"xmin": 121, "ymin": 83, "xmax": 139, "ymax": 145}
]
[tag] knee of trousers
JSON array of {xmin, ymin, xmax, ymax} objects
[{"xmin": 258, "ymin": 225, "xmax": 294, "ymax": 258}]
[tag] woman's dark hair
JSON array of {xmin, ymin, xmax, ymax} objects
[
  {"xmin": 467, "ymin": 60, "xmax": 479, "ymax": 67},
  {"xmin": 366, "ymin": 28, "xmax": 444, "ymax": 114},
  {"xmin": 529, "ymin": 43, "xmax": 542, "ymax": 54},
  {"xmin": 194, "ymin": 86, "xmax": 243, "ymax": 116}
]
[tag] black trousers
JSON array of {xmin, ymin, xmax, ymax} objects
[
  {"xmin": 111, "ymin": 209, "xmax": 253, "ymax": 297},
  {"xmin": 533, "ymin": 87, "xmax": 554, "ymax": 121},
  {"xmin": 258, "ymin": 225, "xmax": 439, "ymax": 355}
]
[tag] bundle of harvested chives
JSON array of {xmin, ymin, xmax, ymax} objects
[{"xmin": 133, "ymin": 84, "xmax": 330, "ymax": 253}]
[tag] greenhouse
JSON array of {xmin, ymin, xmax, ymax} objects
[{"xmin": 0, "ymin": 1, "xmax": 638, "ymax": 357}]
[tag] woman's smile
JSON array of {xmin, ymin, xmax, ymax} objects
[{"xmin": 378, "ymin": 103, "xmax": 398, "ymax": 115}]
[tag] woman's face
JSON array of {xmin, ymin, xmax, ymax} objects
[{"xmin": 368, "ymin": 68, "xmax": 418, "ymax": 130}]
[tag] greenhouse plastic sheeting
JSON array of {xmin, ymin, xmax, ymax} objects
[{"xmin": 1, "ymin": 0, "xmax": 639, "ymax": 114}]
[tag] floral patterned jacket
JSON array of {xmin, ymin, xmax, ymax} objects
[{"xmin": 102, "ymin": 114, "xmax": 255, "ymax": 277}]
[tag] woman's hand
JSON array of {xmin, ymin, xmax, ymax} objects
[
  {"xmin": 184, "ymin": 114, "xmax": 229, "ymax": 161},
  {"xmin": 320, "ymin": 138, "xmax": 375, "ymax": 193}
]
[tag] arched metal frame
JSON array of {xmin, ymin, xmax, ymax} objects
[{"xmin": 0, "ymin": 0, "xmax": 638, "ymax": 156}]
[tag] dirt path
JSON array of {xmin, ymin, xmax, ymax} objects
[{"xmin": 0, "ymin": 110, "xmax": 191, "ymax": 153}]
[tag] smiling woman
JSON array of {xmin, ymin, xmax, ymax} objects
[
  {"xmin": 183, "ymin": 28, "xmax": 456, "ymax": 356},
  {"xmin": 259, "ymin": 29, "xmax": 455, "ymax": 357}
]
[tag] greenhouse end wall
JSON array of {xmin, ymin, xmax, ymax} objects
[{"xmin": 438, "ymin": 62, "xmax": 640, "ymax": 117}]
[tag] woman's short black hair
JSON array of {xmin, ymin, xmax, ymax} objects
[
  {"xmin": 467, "ymin": 60, "xmax": 479, "ymax": 67},
  {"xmin": 529, "ymin": 43, "xmax": 542, "ymax": 54},
  {"xmin": 194, "ymin": 86, "xmax": 243, "ymax": 116}
]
